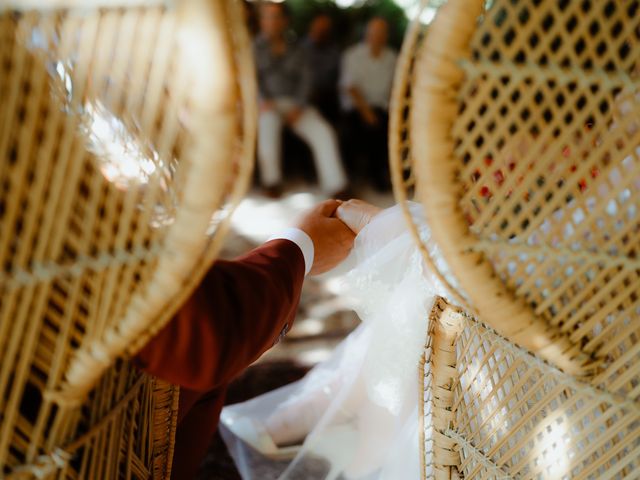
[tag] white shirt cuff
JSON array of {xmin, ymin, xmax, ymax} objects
[{"xmin": 268, "ymin": 228, "xmax": 314, "ymax": 276}]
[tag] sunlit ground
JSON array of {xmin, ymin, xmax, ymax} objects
[{"xmin": 222, "ymin": 183, "xmax": 395, "ymax": 366}]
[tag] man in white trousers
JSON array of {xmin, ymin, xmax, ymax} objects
[{"xmin": 254, "ymin": 2, "xmax": 348, "ymax": 198}]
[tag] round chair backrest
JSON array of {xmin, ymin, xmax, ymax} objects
[
  {"xmin": 392, "ymin": 0, "xmax": 640, "ymax": 382},
  {"xmin": 0, "ymin": 0, "xmax": 255, "ymax": 476}
]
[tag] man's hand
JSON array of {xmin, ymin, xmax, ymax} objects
[
  {"xmin": 285, "ymin": 106, "xmax": 304, "ymax": 126},
  {"xmin": 336, "ymin": 199, "xmax": 382, "ymax": 234},
  {"xmin": 360, "ymin": 107, "xmax": 378, "ymax": 126},
  {"xmin": 347, "ymin": 86, "xmax": 378, "ymax": 126},
  {"xmin": 297, "ymin": 200, "xmax": 355, "ymax": 275},
  {"xmin": 260, "ymin": 100, "xmax": 276, "ymax": 112}
]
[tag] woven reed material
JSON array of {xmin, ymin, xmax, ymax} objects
[
  {"xmin": 393, "ymin": 0, "xmax": 640, "ymax": 377},
  {"xmin": 420, "ymin": 298, "xmax": 464, "ymax": 480},
  {"xmin": 8, "ymin": 363, "xmax": 178, "ymax": 480},
  {"xmin": 0, "ymin": 0, "xmax": 255, "ymax": 477},
  {"xmin": 424, "ymin": 298, "xmax": 640, "ymax": 479}
]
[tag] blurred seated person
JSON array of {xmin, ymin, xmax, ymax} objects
[
  {"xmin": 302, "ymin": 13, "xmax": 341, "ymax": 122},
  {"xmin": 340, "ymin": 17, "xmax": 397, "ymax": 191},
  {"xmin": 255, "ymin": 2, "xmax": 348, "ymax": 198}
]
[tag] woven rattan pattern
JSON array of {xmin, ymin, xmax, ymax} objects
[
  {"xmin": 456, "ymin": 0, "xmax": 640, "ymax": 399},
  {"xmin": 0, "ymin": 1, "xmax": 255, "ymax": 477},
  {"xmin": 426, "ymin": 299, "xmax": 640, "ymax": 480},
  {"xmin": 395, "ymin": 0, "xmax": 639, "ymax": 376}
]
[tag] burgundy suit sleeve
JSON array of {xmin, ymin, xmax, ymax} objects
[{"xmin": 135, "ymin": 239, "xmax": 305, "ymax": 391}]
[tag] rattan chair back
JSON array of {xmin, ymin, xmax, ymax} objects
[
  {"xmin": 393, "ymin": 3, "xmax": 640, "ymax": 477},
  {"xmin": 422, "ymin": 298, "xmax": 640, "ymax": 480},
  {"xmin": 0, "ymin": 0, "xmax": 255, "ymax": 477},
  {"xmin": 392, "ymin": 0, "xmax": 640, "ymax": 378}
]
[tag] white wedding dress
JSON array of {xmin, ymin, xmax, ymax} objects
[{"xmin": 220, "ymin": 202, "xmax": 451, "ymax": 479}]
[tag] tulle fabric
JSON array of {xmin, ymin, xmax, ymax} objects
[{"xmin": 220, "ymin": 202, "xmax": 450, "ymax": 479}]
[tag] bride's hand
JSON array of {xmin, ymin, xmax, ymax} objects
[{"xmin": 335, "ymin": 199, "xmax": 382, "ymax": 234}]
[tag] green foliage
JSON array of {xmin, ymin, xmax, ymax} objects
[{"xmin": 285, "ymin": 0, "xmax": 408, "ymax": 49}]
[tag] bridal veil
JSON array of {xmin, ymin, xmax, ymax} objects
[{"xmin": 220, "ymin": 202, "xmax": 450, "ymax": 479}]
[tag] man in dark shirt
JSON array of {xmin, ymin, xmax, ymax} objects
[
  {"xmin": 301, "ymin": 13, "xmax": 341, "ymax": 122},
  {"xmin": 254, "ymin": 2, "xmax": 347, "ymax": 197}
]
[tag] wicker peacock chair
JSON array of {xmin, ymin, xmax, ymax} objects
[
  {"xmin": 0, "ymin": 0, "xmax": 255, "ymax": 477},
  {"xmin": 390, "ymin": 0, "xmax": 640, "ymax": 478},
  {"xmin": 392, "ymin": 0, "xmax": 639, "ymax": 386}
]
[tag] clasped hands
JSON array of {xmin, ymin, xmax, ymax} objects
[{"xmin": 297, "ymin": 199, "xmax": 381, "ymax": 275}]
